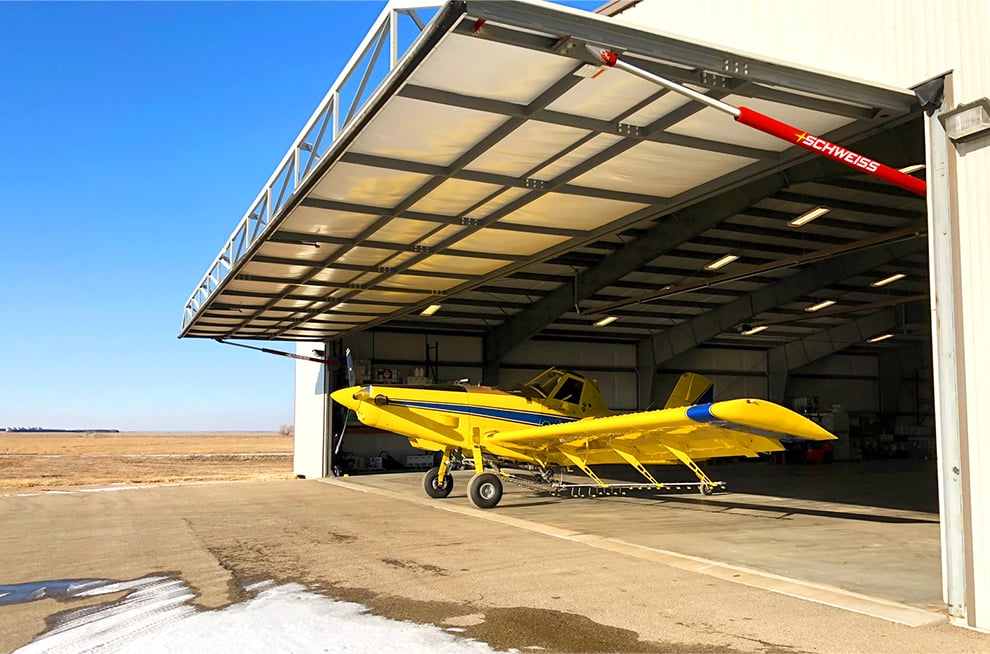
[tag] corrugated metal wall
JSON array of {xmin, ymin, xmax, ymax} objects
[{"xmin": 617, "ymin": 0, "xmax": 968, "ymax": 92}]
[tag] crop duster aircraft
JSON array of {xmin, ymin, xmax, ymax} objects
[{"xmin": 331, "ymin": 368, "xmax": 836, "ymax": 509}]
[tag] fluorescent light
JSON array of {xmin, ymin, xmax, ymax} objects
[
  {"xmin": 593, "ymin": 315, "xmax": 618, "ymax": 327},
  {"xmin": 871, "ymin": 273, "xmax": 907, "ymax": 287},
  {"xmin": 705, "ymin": 254, "xmax": 739, "ymax": 271},
  {"xmin": 741, "ymin": 325, "xmax": 768, "ymax": 336},
  {"xmin": 804, "ymin": 299, "xmax": 836, "ymax": 312},
  {"xmin": 420, "ymin": 304, "xmax": 442, "ymax": 317},
  {"xmin": 788, "ymin": 206, "xmax": 830, "ymax": 227},
  {"xmin": 898, "ymin": 164, "xmax": 926, "ymax": 174},
  {"xmin": 867, "ymin": 333, "xmax": 895, "ymax": 343}
]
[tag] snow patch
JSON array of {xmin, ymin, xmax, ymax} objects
[{"xmin": 15, "ymin": 578, "xmax": 511, "ymax": 654}]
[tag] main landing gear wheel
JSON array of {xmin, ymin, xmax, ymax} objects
[
  {"xmin": 467, "ymin": 472, "xmax": 503, "ymax": 509},
  {"xmin": 423, "ymin": 466, "xmax": 454, "ymax": 498}
]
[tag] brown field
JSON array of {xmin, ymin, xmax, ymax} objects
[{"xmin": 0, "ymin": 431, "xmax": 294, "ymax": 493}]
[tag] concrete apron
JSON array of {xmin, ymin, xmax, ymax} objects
[{"xmin": 324, "ymin": 470, "xmax": 947, "ymax": 628}]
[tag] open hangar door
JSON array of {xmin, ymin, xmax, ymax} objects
[
  {"xmin": 178, "ymin": 0, "xmax": 953, "ymax": 622},
  {"xmin": 328, "ymin": 114, "xmax": 933, "ymax": 502}
]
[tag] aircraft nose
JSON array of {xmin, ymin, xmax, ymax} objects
[{"xmin": 330, "ymin": 386, "xmax": 362, "ymax": 410}]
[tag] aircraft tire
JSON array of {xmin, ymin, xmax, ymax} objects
[
  {"xmin": 467, "ymin": 472, "xmax": 503, "ymax": 509},
  {"xmin": 423, "ymin": 466, "xmax": 454, "ymax": 498}
]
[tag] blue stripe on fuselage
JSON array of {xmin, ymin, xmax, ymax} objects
[
  {"xmin": 387, "ymin": 399, "xmax": 578, "ymax": 427},
  {"xmin": 685, "ymin": 402, "xmax": 809, "ymax": 441}
]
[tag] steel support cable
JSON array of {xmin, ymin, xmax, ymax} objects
[{"xmin": 587, "ymin": 45, "xmax": 926, "ymax": 197}]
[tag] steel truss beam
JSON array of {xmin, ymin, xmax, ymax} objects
[
  {"xmin": 396, "ymin": 84, "xmax": 779, "ymax": 161},
  {"xmin": 181, "ymin": 1, "xmax": 464, "ymax": 334},
  {"xmin": 877, "ymin": 341, "xmax": 933, "ymax": 424},
  {"xmin": 266, "ymin": 106, "xmax": 915, "ymax": 340},
  {"xmin": 459, "ymin": 2, "xmax": 914, "ymax": 114},
  {"xmin": 247, "ymin": 70, "xmax": 597, "ymax": 338},
  {"xmin": 481, "ymin": 168, "xmax": 798, "ymax": 382},
  {"xmin": 338, "ymin": 150, "xmax": 671, "ymax": 205},
  {"xmin": 298, "ymin": 198, "xmax": 585, "ymax": 237},
  {"xmin": 256, "ymin": 79, "xmax": 722, "ymax": 339},
  {"xmin": 766, "ymin": 300, "xmax": 929, "ymax": 403},
  {"xmin": 480, "ymin": 121, "xmax": 924, "ymax": 381},
  {"xmin": 637, "ymin": 237, "xmax": 927, "ymax": 407}
]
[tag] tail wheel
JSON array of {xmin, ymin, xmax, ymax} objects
[
  {"xmin": 467, "ymin": 472, "xmax": 503, "ymax": 509},
  {"xmin": 423, "ymin": 466, "xmax": 453, "ymax": 498}
]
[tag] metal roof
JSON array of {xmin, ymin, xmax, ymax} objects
[{"xmin": 180, "ymin": 0, "xmax": 928, "ymax": 356}]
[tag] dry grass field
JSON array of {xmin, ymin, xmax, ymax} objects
[{"xmin": 0, "ymin": 431, "xmax": 294, "ymax": 493}]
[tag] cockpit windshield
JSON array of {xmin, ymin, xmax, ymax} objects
[
  {"xmin": 495, "ymin": 368, "xmax": 588, "ymax": 401},
  {"xmin": 528, "ymin": 369, "xmax": 565, "ymax": 398},
  {"xmin": 552, "ymin": 377, "xmax": 584, "ymax": 404}
]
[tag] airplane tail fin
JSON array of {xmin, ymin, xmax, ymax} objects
[{"xmin": 663, "ymin": 373, "xmax": 714, "ymax": 409}]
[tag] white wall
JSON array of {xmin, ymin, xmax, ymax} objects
[
  {"xmin": 292, "ymin": 341, "xmax": 330, "ymax": 479},
  {"xmin": 615, "ymin": 0, "xmax": 974, "ymax": 92}
]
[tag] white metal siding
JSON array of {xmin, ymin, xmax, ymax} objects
[
  {"xmin": 616, "ymin": 0, "xmax": 968, "ymax": 91},
  {"xmin": 500, "ymin": 340, "xmax": 637, "ymax": 368},
  {"xmin": 955, "ymin": 127, "xmax": 990, "ymax": 628},
  {"xmin": 293, "ymin": 341, "xmax": 329, "ymax": 478}
]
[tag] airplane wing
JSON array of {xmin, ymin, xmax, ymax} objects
[{"xmin": 484, "ymin": 399, "xmax": 836, "ymax": 460}]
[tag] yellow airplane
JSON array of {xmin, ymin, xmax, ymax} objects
[{"xmin": 331, "ymin": 368, "xmax": 836, "ymax": 509}]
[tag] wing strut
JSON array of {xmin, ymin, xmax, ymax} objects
[
  {"xmin": 560, "ymin": 451, "xmax": 609, "ymax": 488},
  {"xmin": 612, "ymin": 447, "xmax": 663, "ymax": 489},
  {"xmin": 587, "ymin": 46, "xmax": 926, "ymax": 197},
  {"xmin": 663, "ymin": 444, "xmax": 720, "ymax": 495}
]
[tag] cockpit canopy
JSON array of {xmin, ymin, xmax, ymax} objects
[
  {"xmin": 501, "ymin": 368, "xmax": 611, "ymax": 415},
  {"xmin": 524, "ymin": 369, "xmax": 582, "ymax": 401}
]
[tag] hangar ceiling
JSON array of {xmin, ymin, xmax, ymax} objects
[{"xmin": 180, "ymin": 0, "xmax": 929, "ymax": 368}]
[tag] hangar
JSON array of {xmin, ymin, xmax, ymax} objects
[{"xmin": 180, "ymin": 0, "xmax": 990, "ymax": 630}]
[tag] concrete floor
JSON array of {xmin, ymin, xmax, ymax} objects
[
  {"xmin": 3, "ymin": 468, "xmax": 989, "ymax": 654},
  {"xmin": 341, "ymin": 459, "xmax": 944, "ymax": 613}
]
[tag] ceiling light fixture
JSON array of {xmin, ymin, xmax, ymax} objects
[
  {"xmin": 420, "ymin": 304, "xmax": 442, "ymax": 317},
  {"xmin": 741, "ymin": 325, "xmax": 768, "ymax": 336},
  {"xmin": 867, "ymin": 333, "xmax": 895, "ymax": 343},
  {"xmin": 593, "ymin": 315, "xmax": 618, "ymax": 327},
  {"xmin": 804, "ymin": 299, "xmax": 836, "ymax": 312},
  {"xmin": 871, "ymin": 273, "xmax": 907, "ymax": 287},
  {"xmin": 705, "ymin": 254, "xmax": 739, "ymax": 271},
  {"xmin": 898, "ymin": 164, "xmax": 926, "ymax": 174},
  {"xmin": 788, "ymin": 206, "xmax": 830, "ymax": 227}
]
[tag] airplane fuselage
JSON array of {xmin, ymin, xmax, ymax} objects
[{"xmin": 338, "ymin": 381, "xmax": 606, "ymax": 467}]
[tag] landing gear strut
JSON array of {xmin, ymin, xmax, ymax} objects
[{"xmin": 423, "ymin": 466, "xmax": 453, "ymax": 498}]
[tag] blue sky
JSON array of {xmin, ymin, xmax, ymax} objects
[{"xmin": 0, "ymin": 1, "xmax": 599, "ymax": 431}]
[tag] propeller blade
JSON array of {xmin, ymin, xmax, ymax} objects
[{"xmin": 346, "ymin": 348, "xmax": 356, "ymax": 387}]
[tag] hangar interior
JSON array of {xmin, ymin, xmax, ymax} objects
[{"xmin": 178, "ymin": 0, "xmax": 990, "ymax": 628}]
